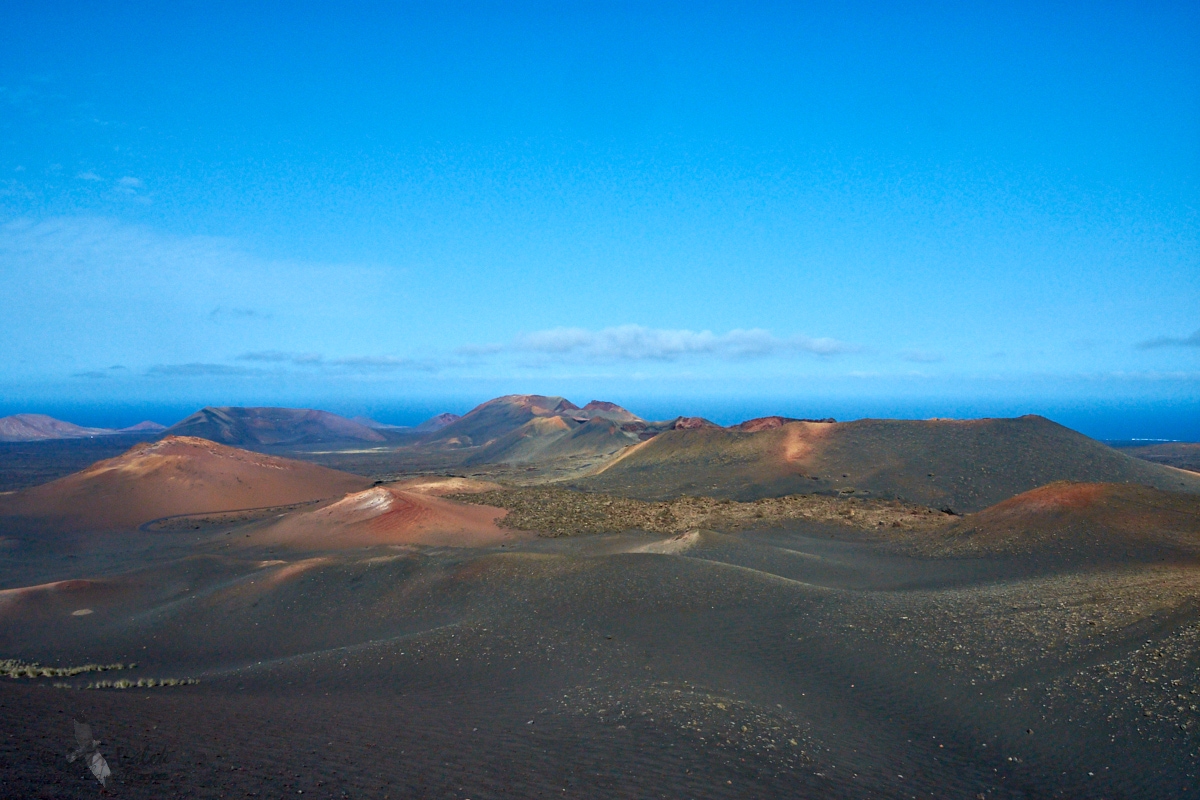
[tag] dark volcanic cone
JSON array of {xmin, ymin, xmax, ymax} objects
[
  {"xmin": 163, "ymin": 406, "xmax": 386, "ymax": 445},
  {"xmin": 579, "ymin": 415, "xmax": 1200, "ymax": 512}
]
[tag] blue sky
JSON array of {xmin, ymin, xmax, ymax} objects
[{"xmin": 1, "ymin": 2, "xmax": 1198, "ymax": 433}]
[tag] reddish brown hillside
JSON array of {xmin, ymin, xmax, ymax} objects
[
  {"xmin": 0, "ymin": 436, "xmax": 370, "ymax": 530},
  {"xmin": 576, "ymin": 401, "xmax": 642, "ymax": 422},
  {"xmin": 426, "ymin": 395, "xmax": 579, "ymax": 448},
  {"xmin": 256, "ymin": 486, "xmax": 514, "ymax": 549},
  {"xmin": 934, "ymin": 482, "xmax": 1200, "ymax": 557}
]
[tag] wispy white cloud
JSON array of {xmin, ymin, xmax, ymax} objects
[
  {"xmin": 1137, "ymin": 329, "xmax": 1200, "ymax": 349},
  {"xmin": 901, "ymin": 350, "xmax": 943, "ymax": 364},
  {"xmin": 146, "ymin": 363, "xmax": 264, "ymax": 378},
  {"xmin": 113, "ymin": 175, "xmax": 148, "ymax": 202},
  {"xmin": 210, "ymin": 306, "xmax": 271, "ymax": 321},
  {"xmin": 330, "ymin": 355, "xmax": 430, "ymax": 371},
  {"xmin": 70, "ymin": 365, "xmax": 131, "ymax": 379},
  {"xmin": 454, "ymin": 342, "xmax": 504, "ymax": 356},
  {"xmin": 0, "ymin": 85, "xmax": 38, "ymax": 106},
  {"xmin": 0, "ymin": 216, "xmax": 399, "ymax": 378},
  {"xmin": 503, "ymin": 325, "xmax": 858, "ymax": 362},
  {"xmin": 238, "ymin": 350, "xmax": 323, "ymax": 365},
  {"xmin": 236, "ymin": 351, "xmax": 437, "ymax": 373},
  {"xmin": 76, "ymin": 171, "xmax": 103, "ymax": 182}
]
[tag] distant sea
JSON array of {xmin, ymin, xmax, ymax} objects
[{"xmin": 2, "ymin": 396, "xmax": 1197, "ymax": 443}]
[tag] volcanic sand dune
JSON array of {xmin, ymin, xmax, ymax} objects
[
  {"xmin": 0, "ymin": 578, "xmax": 111, "ymax": 611},
  {"xmin": 0, "ymin": 436, "xmax": 371, "ymax": 530},
  {"xmin": 579, "ymin": 415, "xmax": 1200, "ymax": 512},
  {"xmin": 255, "ymin": 485, "xmax": 514, "ymax": 549},
  {"xmin": 7, "ymin": 520, "xmax": 1199, "ymax": 799},
  {"xmin": 385, "ymin": 476, "xmax": 505, "ymax": 495},
  {"xmin": 927, "ymin": 481, "xmax": 1200, "ymax": 557}
]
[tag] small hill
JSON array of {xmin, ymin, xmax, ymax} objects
[
  {"xmin": 538, "ymin": 417, "xmax": 644, "ymax": 461},
  {"xmin": 351, "ymin": 416, "xmax": 397, "ymax": 430},
  {"xmin": 460, "ymin": 415, "xmax": 643, "ymax": 466},
  {"xmin": 734, "ymin": 416, "xmax": 835, "ymax": 432},
  {"xmin": 426, "ymin": 395, "xmax": 580, "ymax": 448},
  {"xmin": 576, "ymin": 416, "xmax": 1200, "ymax": 512},
  {"xmin": 256, "ymin": 486, "xmax": 513, "ymax": 549},
  {"xmin": 406, "ymin": 396, "xmax": 646, "ymax": 466},
  {"xmin": 1116, "ymin": 442, "xmax": 1200, "ymax": 474},
  {"xmin": 574, "ymin": 401, "xmax": 642, "ymax": 423},
  {"xmin": 163, "ymin": 407, "xmax": 386, "ymax": 445},
  {"xmin": 932, "ymin": 482, "xmax": 1200, "ymax": 558},
  {"xmin": 0, "ymin": 414, "xmax": 115, "ymax": 442},
  {"xmin": 0, "ymin": 436, "xmax": 371, "ymax": 530},
  {"xmin": 414, "ymin": 412, "xmax": 462, "ymax": 432},
  {"xmin": 670, "ymin": 416, "xmax": 720, "ymax": 430},
  {"xmin": 119, "ymin": 421, "xmax": 167, "ymax": 433},
  {"xmin": 463, "ymin": 415, "xmax": 577, "ymax": 464}
]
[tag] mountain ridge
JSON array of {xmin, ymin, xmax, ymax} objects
[{"xmin": 574, "ymin": 415, "xmax": 1200, "ymax": 512}]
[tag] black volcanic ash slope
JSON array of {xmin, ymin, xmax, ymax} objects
[{"xmin": 576, "ymin": 415, "xmax": 1200, "ymax": 513}]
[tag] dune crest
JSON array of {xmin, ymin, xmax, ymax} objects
[
  {"xmin": 256, "ymin": 486, "xmax": 515, "ymax": 549},
  {"xmin": 386, "ymin": 477, "xmax": 505, "ymax": 496},
  {"xmin": 631, "ymin": 530, "xmax": 704, "ymax": 555}
]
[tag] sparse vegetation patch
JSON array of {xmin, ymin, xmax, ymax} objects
[
  {"xmin": 451, "ymin": 486, "xmax": 952, "ymax": 537},
  {"xmin": 84, "ymin": 677, "xmax": 199, "ymax": 689},
  {"xmin": 1, "ymin": 658, "xmax": 134, "ymax": 679}
]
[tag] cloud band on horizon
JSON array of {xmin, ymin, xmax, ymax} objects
[
  {"xmin": 1138, "ymin": 329, "xmax": 1200, "ymax": 350},
  {"xmin": 462, "ymin": 325, "xmax": 859, "ymax": 362}
]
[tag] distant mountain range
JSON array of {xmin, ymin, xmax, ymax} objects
[
  {"xmin": 0, "ymin": 407, "xmax": 462, "ymax": 445},
  {"xmin": 163, "ymin": 407, "xmax": 389, "ymax": 445},
  {"xmin": 0, "ymin": 413, "xmax": 166, "ymax": 442},
  {"xmin": 423, "ymin": 394, "xmax": 725, "ymax": 466},
  {"xmin": 4, "ymin": 399, "xmax": 1198, "ymax": 511}
]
